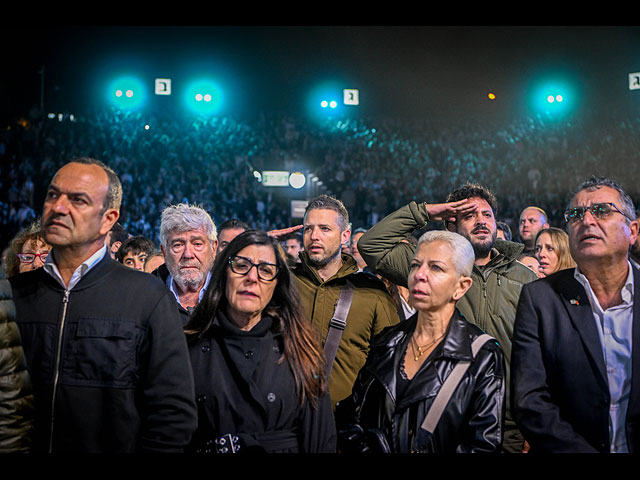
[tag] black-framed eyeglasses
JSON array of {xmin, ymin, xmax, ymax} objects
[
  {"xmin": 564, "ymin": 202, "xmax": 631, "ymax": 223},
  {"xmin": 228, "ymin": 255, "xmax": 279, "ymax": 281},
  {"xmin": 17, "ymin": 252, "xmax": 49, "ymax": 264}
]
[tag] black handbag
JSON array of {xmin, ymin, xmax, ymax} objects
[{"xmin": 337, "ymin": 424, "xmax": 391, "ymax": 454}]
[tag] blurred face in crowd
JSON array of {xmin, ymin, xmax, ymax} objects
[
  {"xmin": 519, "ymin": 207, "xmax": 549, "ymax": 247},
  {"xmin": 122, "ymin": 250, "xmax": 148, "ymax": 271},
  {"xmin": 162, "ymin": 227, "xmax": 217, "ymax": 291},
  {"xmin": 217, "ymin": 227, "xmax": 246, "ymax": 255},
  {"xmin": 42, "ymin": 162, "xmax": 118, "ymax": 253},
  {"xmin": 454, "ymin": 197, "xmax": 497, "ymax": 260},
  {"xmin": 567, "ymin": 186, "xmax": 639, "ymax": 267},
  {"xmin": 349, "ymin": 231, "xmax": 366, "ymax": 270},
  {"xmin": 520, "ymin": 255, "xmax": 543, "ymax": 278},
  {"xmin": 408, "ymin": 240, "xmax": 472, "ymax": 313},
  {"xmin": 303, "ymin": 208, "xmax": 350, "ymax": 268},
  {"xmin": 534, "ymin": 232, "xmax": 558, "ymax": 277},
  {"xmin": 18, "ymin": 237, "xmax": 51, "ymax": 273},
  {"xmin": 144, "ymin": 254, "xmax": 165, "ymax": 273},
  {"xmin": 225, "ymin": 243, "xmax": 278, "ymax": 329},
  {"xmin": 105, "ymin": 230, "xmax": 123, "ymax": 259},
  {"xmin": 284, "ymin": 238, "xmax": 303, "ymax": 260}
]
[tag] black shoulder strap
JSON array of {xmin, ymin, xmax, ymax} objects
[{"xmin": 323, "ymin": 280, "xmax": 355, "ymax": 379}]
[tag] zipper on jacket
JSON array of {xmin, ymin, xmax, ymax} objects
[{"xmin": 49, "ymin": 289, "xmax": 70, "ymax": 453}]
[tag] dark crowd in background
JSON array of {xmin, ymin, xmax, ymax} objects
[{"xmin": 2, "ymin": 102, "xmax": 640, "ymax": 253}]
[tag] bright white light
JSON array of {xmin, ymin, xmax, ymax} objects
[
  {"xmin": 321, "ymin": 100, "xmax": 328, "ymax": 108},
  {"xmin": 556, "ymin": 95, "xmax": 563, "ymax": 102},
  {"xmin": 195, "ymin": 93, "xmax": 203, "ymax": 101},
  {"xmin": 289, "ymin": 172, "xmax": 306, "ymax": 189},
  {"xmin": 204, "ymin": 94, "xmax": 212, "ymax": 102},
  {"xmin": 329, "ymin": 100, "xmax": 337, "ymax": 108},
  {"xmin": 115, "ymin": 90, "xmax": 123, "ymax": 97},
  {"xmin": 125, "ymin": 90, "xmax": 134, "ymax": 98},
  {"xmin": 547, "ymin": 95, "xmax": 555, "ymax": 103}
]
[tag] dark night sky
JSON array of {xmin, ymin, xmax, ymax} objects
[{"xmin": 4, "ymin": 25, "xmax": 640, "ymax": 122}]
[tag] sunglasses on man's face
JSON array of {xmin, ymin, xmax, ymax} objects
[{"xmin": 563, "ymin": 202, "xmax": 630, "ymax": 223}]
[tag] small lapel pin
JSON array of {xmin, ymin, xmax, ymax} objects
[{"xmin": 570, "ymin": 298, "xmax": 580, "ymax": 305}]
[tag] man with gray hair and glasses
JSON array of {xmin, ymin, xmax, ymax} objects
[
  {"xmin": 512, "ymin": 176, "xmax": 640, "ymax": 453},
  {"xmin": 155, "ymin": 203, "xmax": 218, "ymax": 323}
]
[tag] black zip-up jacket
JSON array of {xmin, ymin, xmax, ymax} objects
[
  {"xmin": 9, "ymin": 254, "xmax": 197, "ymax": 453},
  {"xmin": 336, "ymin": 310, "xmax": 505, "ymax": 453}
]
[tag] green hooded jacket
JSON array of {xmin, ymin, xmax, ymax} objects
[
  {"xmin": 357, "ymin": 201, "xmax": 538, "ymax": 452},
  {"xmin": 292, "ymin": 252, "xmax": 400, "ymax": 408}
]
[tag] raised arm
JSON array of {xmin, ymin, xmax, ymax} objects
[{"xmin": 358, "ymin": 200, "xmax": 475, "ymax": 287}]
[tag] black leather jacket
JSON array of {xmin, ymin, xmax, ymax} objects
[{"xmin": 336, "ymin": 310, "xmax": 506, "ymax": 453}]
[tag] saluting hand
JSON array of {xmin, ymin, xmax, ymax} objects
[
  {"xmin": 425, "ymin": 199, "xmax": 477, "ymax": 224},
  {"xmin": 267, "ymin": 224, "xmax": 303, "ymax": 240}
]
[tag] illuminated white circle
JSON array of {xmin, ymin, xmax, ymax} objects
[{"xmin": 289, "ymin": 172, "xmax": 306, "ymax": 189}]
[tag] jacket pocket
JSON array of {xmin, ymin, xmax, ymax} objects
[{"xmin": 64, "ymin": 317, "xmax": 140, "ymax": 387}]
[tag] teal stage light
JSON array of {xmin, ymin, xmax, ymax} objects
[
  {"xmin": 529, "ymin": 78, "xmax": 577, "ymax": 118},
  {"xmin": 307, "ymin": 80, "xmax": 346, "ymax": 118},
  {"xmin": 107, "ymin": 76, "xmax": 147, "ymax": 110},
  {"xmin": 184, "ymin": 78, "xmax": 224, "ymax": 116}
]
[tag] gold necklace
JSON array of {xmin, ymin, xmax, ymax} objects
[{"xmin": 410, "ymin": 333, "xmax": 445, "ymax": 361}]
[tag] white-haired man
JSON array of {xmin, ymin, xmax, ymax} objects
[{"xmin": 154, "ymin": 203, "xmax": 218, "ymax": 323}]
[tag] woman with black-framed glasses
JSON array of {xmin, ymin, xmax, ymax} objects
[{"xmin": 184, "ymin": 230, "xmax": 336, "ymax": 453}]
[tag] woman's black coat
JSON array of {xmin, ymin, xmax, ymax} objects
[
  {"xmin": 187, "ymin": 311, "xmax": 336, "ymax": 453},
  {"xmin": 336, "ymin": 310, "xmax": 505, "ymax": 453}
]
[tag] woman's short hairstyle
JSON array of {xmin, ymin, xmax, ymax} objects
[
  {"xmin": 416, "ymin": 229, "xmax": 475, "ymax": 277},
  {"xmin": 535, "ymin": 227, "xmax": 576, "ymax": 273}
]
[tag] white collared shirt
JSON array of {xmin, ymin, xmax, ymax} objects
[
  {"xmin": 574, "ymin": 263, "xmax": 634, "ymax": 453},
  {"xmin": 43, "ymin": 245, "xmax": 107, "ymax": 291}
]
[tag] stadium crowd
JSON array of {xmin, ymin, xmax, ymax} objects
[
  {"xmin": 2, "ymin": 104, "xmax": 640, "ymax": 250},
  {"xmin": 2, "ymin": 103, "xmax": 640, "ymax": 454}
]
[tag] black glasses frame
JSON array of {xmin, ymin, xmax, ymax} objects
[
  {"xmin": 228, "ymin": 255, "xmax": 279, "ymax": 281},
  {"xmin": 564, "ymin": 202, "xmax": 630, "ymax": 223}
]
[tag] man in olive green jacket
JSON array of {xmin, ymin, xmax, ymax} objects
[
  {"xmin": 291, "ymin": 195, "xmax": 400, "ymax": 409},
  {"xmin": 358, "ymin": 183, "xmax": 537, "ymax": 453}
]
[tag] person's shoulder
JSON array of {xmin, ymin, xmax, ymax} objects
[
  {"xmin": 347, "ymin": 270, "xmax": 389, "ymax": 293},
  {"xmin": 506, "ymin": 258, "xmax": 539, "ymax": 283},
  {"xmin": 519, "ymin": 268, "xmax": 579, "ymax": 307},
  {"xmin": 109, "ymin": 261, "xmax": 169, "ymax": 293},
  {"xmin": 7, "ymin": 268, "xmax": 48, "ymax": 294}
]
